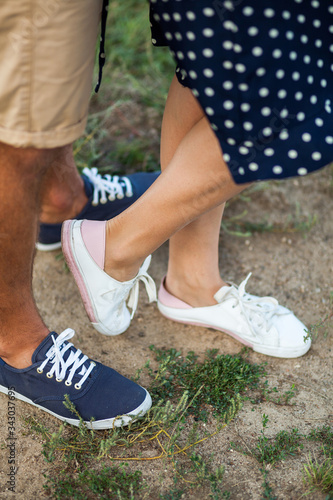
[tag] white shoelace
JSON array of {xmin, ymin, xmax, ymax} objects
[
  {"xmin": 216, "ymin": 273, "xmax": 290, "ymax": 339},
  {"xmin": 99, "ymin": 257, "xmax": 157, "ymax": 319},
  {"xmin": 37, "ymin": 328, "xmax": 95, "ymax": 389},
  {"xmin": 127, "ymin": 269, "xmax": 157, "ymax": 319},
  {"xmin": 83, "ymin": 167, "xmax": 133, "ymax": 205}
]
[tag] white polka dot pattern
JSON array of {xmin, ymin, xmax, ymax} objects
[{"xmin": 150, "ymin": 0, "xmax": 333, "ymax": 183}]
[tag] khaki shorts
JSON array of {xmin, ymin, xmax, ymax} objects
[{"xmin": 0, "ymin": 0, "xmax": 103, "ymax": 149}]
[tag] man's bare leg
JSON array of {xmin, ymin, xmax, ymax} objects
[
  {"xmin": 39, "ymin": 144, "xmax": 88, "ymax": 224},
  {"xmin": 0, "ymin": 143, "xmax": 65, "ymax": 368}
]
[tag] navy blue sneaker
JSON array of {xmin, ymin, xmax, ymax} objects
[
  {"xmin": 37, "ymin": 167, "xmax": 160, "ymax": 251},
  {"xmin": 0, "ymin": 329, "xmax": 152, "ymax": 429}
]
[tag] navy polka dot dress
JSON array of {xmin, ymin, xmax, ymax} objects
[{"xmin": 150, "ymin": 0, "xmax": 333, "ymax": 184}]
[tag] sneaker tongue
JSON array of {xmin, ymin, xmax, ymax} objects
[
  {"xmin": 31, "ymin": 332, "xmax": 59, "ymax": 363},
  {"xmin": 214, "ymin": 285, "xmax": 232, "ymax": 303}
]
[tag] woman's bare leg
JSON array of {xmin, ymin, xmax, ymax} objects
[
  {"xmin": 104, "ymin": 77, "xmax": 248, "ymax": 282},
  {"xmin": 160, "ymin": 77, "xmax": 229, "ymax": 307}
]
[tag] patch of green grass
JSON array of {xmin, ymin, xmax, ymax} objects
[
  {"xmin": 221, "ymin": 202, "xmax": 317, "ymax": 238},
  {"xmin": 303, "ymin": 453, "xmax": 333, "ymax": 498},
  {"xmin": 26, "ymin": 346, "xmax": 267, "ymax": 498},
  {"xmin": 304, "ymin": 425, "xmax": 333, "ymax": 500},
  {"xmin": 102, "ymin": 0, "xmax": 173, "ymax": 101},
  {"xmin": 72, "ymin": 0, "xmax": 173, "ymax": 173},
  {"xmin": 143, "ymin": 346, "xmax": 265, "ymax": 422},
  {"xmin": 107, "ymin": 136, "xmax": 159, "ymax": 171},
  {"xmin": 231, "ymin": 421, "xmax": 333, "ymax": 498},
  {"xmin": 44, "ymin": 464, "xmax": 144, "ymax": 500}
]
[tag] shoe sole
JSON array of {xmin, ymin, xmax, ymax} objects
[
  {"xmin": 0, "ymin": 384, "xmax": 152, "ymax": 430},
  {"xmin": 36, "ymin": 241, "xmax": 62, "ymax": 252},
  {"xmin": 157, "ymin": 302, "xmax": 311, "ymax": 359},
  {"xmin": 62, "ymin": 220, "xmax": 130, "ymax": 336}
]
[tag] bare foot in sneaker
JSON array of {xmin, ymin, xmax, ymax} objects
[
  {"xmin": 62, "ymin": 220, "xmax": 156, "ymax": 336},
  {"xmin": 38, "ymin": 144, "xmax": 159, "ymax": 251},
  {"xmin": 0, "ymin": 329, "xmax": 152, "ymax": 429}
]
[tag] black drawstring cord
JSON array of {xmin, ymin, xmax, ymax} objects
[{"xmin": 95, "ymin": 0, "xmax": 110, "ymax": 93}]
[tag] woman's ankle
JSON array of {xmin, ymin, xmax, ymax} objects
[
  {"xmin": 164, "ymin": 273, "xmax": 227, "ymax": 307},
  {"xmin": 104, "ymin": 221, "xmax": 143, "ymax": 282}
]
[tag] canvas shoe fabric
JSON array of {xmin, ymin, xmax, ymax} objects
[
  {"xmin": 62, "ymin": 219, "xmax": 157, "ymax": 336},
  {"xmin": 158, "ymin": 274, "xmax": 311, "ymax": 358},
  {"xmin": 0, "ymin": 328, "xmax": 152, "ymax": 429},
  {"xmin": 37, "ymin": 167, "xmax": 160, "ymax": 251}
]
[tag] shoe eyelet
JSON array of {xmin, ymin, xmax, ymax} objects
[
  {"xmin": 65, "ymin": 380, "xmax": 72, "ymax": 387},
  {"xmin": 74, "ymin": 383, "xmax": 81, "ymax": 390},
  {"xmin": 56, "ymin": 378, "xmax": 63, "ymax": 383},
  {"xmin": 37, "ymin": 368, "xmax": 43, "ymax": 374},
  {"xmin": 46, "ymin": 372, "xmax": 53, "ymax": 379}
]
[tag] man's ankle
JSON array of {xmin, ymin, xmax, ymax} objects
[
  {"xmin": 40, "ymin": 187, "xmax": 88, "ymax": 224},
  {"xmin": 0, "ymin": 327, "xmax": 49, "ymax": 369}
]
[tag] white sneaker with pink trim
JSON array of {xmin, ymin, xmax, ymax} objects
[
  {"xmin": 62, "ymin": 219, "xmax": 156, "ymax": 336},
  {"xmin": 157, "ymin": 274, "xmax": 311, "ymax": 358}
]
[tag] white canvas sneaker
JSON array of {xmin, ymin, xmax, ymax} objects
[
  {"xmin": 62, "ymin": 219, "xmax": 156, "ymax": 336},
  {"xmin": 158, "ymin": 274, "xmax": 311, "ymax": 358}
]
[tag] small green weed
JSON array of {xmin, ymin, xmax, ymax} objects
[
  {"xmin": 260, "ymin": 380, "xmax": 297, "ymax": 406},
  {"xmin": 304, "ymin": 294, "xmax": 333, "ymax": 342},
  {"xmin": 232, "ymin": 414, "xmax": 303, "ymax": 466},
  {"xmin": 172, "ymin": 453, "xmax": 230, "ymax": 499},
  {"xmin": 159, "ymin": 486, "xmax": 185, "ymax": 500},
  {"xmin": 254, "ymin": 415, "xmax": 303, "ymax": 465},
  {"xmin": 261, "ymin": 469, "xmax": 278, "ymax": 500},
  {"xmin": 143, "ymin": 346, "xmax": 265, "ymax": 422},
  {"xmin": 189, "ymin": 453, "xmax": 230, "ymax": 499}
]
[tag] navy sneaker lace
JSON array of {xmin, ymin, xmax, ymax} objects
[
  {"xmin": 37, "ymin": 328, "xmax": 95, "ymax": 389},
  {"xmin": 83, "ymin": 167, "xmax": 133, "ymax": 204}
]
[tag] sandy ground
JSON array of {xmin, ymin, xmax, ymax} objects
[{"xmin": 0, "ymin": 166, "xmax": 332, "ymax": 499}]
